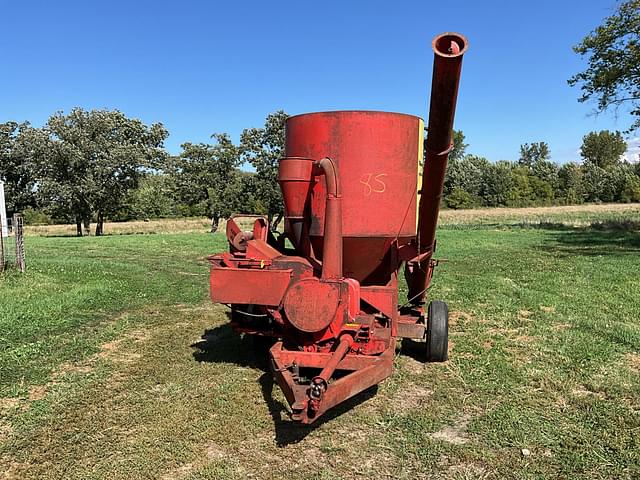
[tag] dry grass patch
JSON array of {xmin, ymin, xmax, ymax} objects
[
  {"xmin": 394, "ymin": 382, "xmax": 434, "ymax": 410},
  {"xmin": 518, "ymin": 310, "xmax": 533, "ymax": 319},
  {"xmin": 624, "ymin": 352, "xmax": 640, "ymax": 373},
  {"xmin": 570, "ymin": 385, "xmax": 606, "ymax": 400},
  {"xmin": 429, "ymin": 413, "xmax": 472, "ymax": 445},
  {"xmin": 0, "ymin": 398, "xmax": 21, "ymax": 417},
  {"xmin": 447, "ymin": 462, "xmax": 490, "ymax": 479},
  {"xmin": 54, "ymin": 362, "xmax": 94, "ymax": 377},
  {"xmin": 400, "ymin": 355, "xmax": 426, "ymax": 374},
  {"xmin": 450, "ymin": 310, "xmax": 474, "ymax": 326},
  {"xmin": 26, "ymin": 385, "xmax": 46, "ymax": 402}
]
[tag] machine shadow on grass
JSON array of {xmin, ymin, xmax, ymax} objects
[{"xmin": 190, "ymin": 321, "xmax": 378, "ymax": 446}]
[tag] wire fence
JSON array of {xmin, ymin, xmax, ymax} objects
[{"xmin": 0, "ymin": 213, "xmax": 26, "ymax": 273}]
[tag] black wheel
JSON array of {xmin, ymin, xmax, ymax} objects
[{"xmin": 426, "ymin": 300, "xmax": 449, "ymax": 362}]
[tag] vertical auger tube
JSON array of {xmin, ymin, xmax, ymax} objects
[
  {"xmin": 408, "ymin": 32, "xmax": 468, "ymax": 305},
  {"xmin": 316, "ymin": 157, "xmax": 343, "ymax": 280}
]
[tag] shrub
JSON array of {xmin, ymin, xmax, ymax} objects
[
  {"xmin": 620, "ymin": 175, "xmax": 640, "ymax": 202},
  {"xmin": 446, "ymin": 187, "xmax": 479, "ymax": 209},
  {"xmin": 22, "ymin": 208, "xmax": 53, "ymax": 225}
]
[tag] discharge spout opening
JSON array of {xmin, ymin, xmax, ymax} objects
[{"xmin": 432, "ymin": 33, "xmax": 468, "ymax": 58}]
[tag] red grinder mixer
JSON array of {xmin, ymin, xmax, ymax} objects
[{"xmin": 208, "ymin": 33, "xmax": 468, "ymax": 423}]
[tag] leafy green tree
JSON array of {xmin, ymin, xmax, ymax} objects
[
  {"xmin": 568, "ymin": 0, "xmax": 640, "ymax": 132},
  {"xmin": 442, "ymin": 129, "xmax": 469, "ymax": 197},
  {"xmin": 530, "ymin": 176, "xmax": 555, "ymax": 206},
  {"xmin": 580, "ymin": 130, "xmax": 627, "ymax": 170},
  {"xmin": 482, "ymin": 160, "xmax": 515, "ymax": 207},
  {"xmin": 122, "ymin": 174, "xmax": 178, "ymax": 220},
  {"xmin": 170, "ymin": 134, "xmax": 241, "ymax": 232},
  {"xmin": 506, "ymin": 168, "xmax": 533, "ymax": 207},
  {"xmin": 449, "ymin": 129, "xmax": 468, "ymax": 163},
  {"xmin": 581, "ymin": 161, "xmax": 615, "ymax": 202},
  {"xmin": 518, "ymin": 142, "xmax": 550, "ymax": 169},
  {"xmin": 620, "ymin": 173, "xmax": 640, "ymax": 202},
  {"xmin": 532, "ymin": 159, "xmax": 560, "ymax": 192},
  {"xmin": 240, "ymin": 111, "xmax": 288, "ymax": 228},
  {"xmin": 0, "ymin": 122, "xmax": 39, "ymax": 216},
  {"xmin": 557, "ymin": 162, "xmax": 584, "ymax": 204},
  {"xmin": 609, "ymin": 162, "xmax": 640, "ymax": 202},
  {"xmin": 444, "ymin": 154, "xmax": 491, "ymax": 199},
  {"xmin": 38, "ymin": 108, "xmax": 168, "ymax": 235},
  {"xmin": 445, "ymin": 187, "xmax": 479, "ymax": 209},
  {"xmin": 21, "ymin": 208, "xmax": 52, "ymax": 225},
  {"xmin": 236, "ymin": 171, "xmax": 262, "ymax": 215},
  {"xmin": 36, "ymin": 130, "xmax": 93, "ymax": 234},
  {"xmin": 443, "ymin": 158, "xmax": 462, "ymax": 197}
]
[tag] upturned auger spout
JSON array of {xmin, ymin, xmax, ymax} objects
[{"xmin": 207, "ymin": 32, "xmax": 468, "ymax": 423}]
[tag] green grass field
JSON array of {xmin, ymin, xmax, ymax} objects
[{"xmin": 1, "ymin": 210, "xmax": 640, "ymax": 479}]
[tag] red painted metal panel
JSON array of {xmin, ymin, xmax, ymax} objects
[
  {"xmin": 285, "ymin": 111, "xmax": 421, "ymax": 239},
  {"xmin": 283, "ymin": 278, "xmax": 340, "ymax": 333},
  {"xmin": 284, "ymin": 111, "xmax": 421, "ymax": 283},
  {"xmin": 210, "ymin": 267, "xmax": 292, "ymax": 306}
]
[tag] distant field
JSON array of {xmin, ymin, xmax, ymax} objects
[
  {"xmin": 2, "ymin": 208, "xmax": 640, "ymax": 479},
  {"xmin": 24, "ymin": 217, "xmax": 214, "ymax": 236},
  {"xmin": 23, "ymin": 202, "xmax": 640, "ymax": 236},
  {"xmin": 438, "ymin": 202, "xmax": 640, "ymax": 226}
]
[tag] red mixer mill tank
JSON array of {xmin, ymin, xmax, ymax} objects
[{"xmin": 208, "ymin": 32, "xmax": 468, "ymax": 423}]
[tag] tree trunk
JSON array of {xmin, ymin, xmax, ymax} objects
[
  {"xmin": 210, "ymin": 215, "xmax": 219, "ymax": 233},
  {"xmin": 95, "ymin": 212, "xmax": 104, "ymax": 236},
  {"xmin": 76, "ymin": 217, "xmax": 83, "ymax": 237},
  {"xmin": 83, "ymin": 218, "xmax": 91, "ymax": 236}
]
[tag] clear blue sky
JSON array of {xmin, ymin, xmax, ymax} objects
[{"xmin": 1, "ymin": 0, "xmax": 638, "ymax": 164}]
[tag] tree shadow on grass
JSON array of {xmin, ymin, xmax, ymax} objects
[
  {"xmin": 513, "ymin": 219, "xmax": 640, "ymax": 256},
  {"xmin": 543, "ymin": 227, "xmax": 640, "ymax": 257},
  {"xmin": 191, "ymin": 323, "xmax": 378, "ymax": 446}
]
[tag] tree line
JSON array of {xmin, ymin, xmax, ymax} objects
[
  {"xmin": 1, "ymin": 106, "xmax": 638, "ymax": 236},
  {"xmin": 443, "ymin": 130, "xmax": 640, "ymax": 209},
  {"xmin": 0, "ymin": 109, "xmax": 288, "ymax": 235}
]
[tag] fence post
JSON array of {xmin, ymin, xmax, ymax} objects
[
  {"xmin": 0, "ymin": 181, "xmax": 8, "ymax": 238},
  {"xmin": 0, "ymin": 216, "xmax": 4, "ymax": 272},
  {"xmin": 14, "ymin": 214, "xmax": 25, "ymax": 273},
  {"xmin": 0, "ymin": 180, "xmax": 6, "ymax": 272}
]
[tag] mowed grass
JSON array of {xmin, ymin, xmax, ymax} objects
[{"xmin": 1, "ymin": 214, "xmax": 640, "ymax": 479}]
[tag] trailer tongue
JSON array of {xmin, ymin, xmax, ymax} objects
[{"xmin": 208, "ymin": 33, "xmax": 468, "ymax": 423}]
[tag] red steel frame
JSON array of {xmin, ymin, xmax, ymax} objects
[{"xmin": 207, "ymin": 33, "xmax": 468, "ymax": 424}]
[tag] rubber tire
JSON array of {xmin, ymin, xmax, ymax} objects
[{"xmin": 426, "ymin": 300, "xmax": 449, "ymax": 362}]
